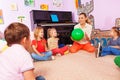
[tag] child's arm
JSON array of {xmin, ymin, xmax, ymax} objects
[
  {"xmin": 47, "ymin": 39, "xmax": 50, "ymax": 50},
  {"xmin": 45, "ymin": 44, "xmax": 48, "ymax": 51},
  {"xmin": 32, "ymin": 45, "xmax": 44, "ymax": 56},
  {"xmin": 110, "ymin": 46, "xmax": 120, "ymax": 49},
  {"xmin": 23, "ymin": 69, "xmax": 35, "ymax": 80}
]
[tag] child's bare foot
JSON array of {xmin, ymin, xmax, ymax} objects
[
  {"xmin": 56, "ymin": 53, "xmax": 61, "ymax": 56},
  {"xmin": 51, "ymin": 56, "xmax": 55, "ymax": 60}
]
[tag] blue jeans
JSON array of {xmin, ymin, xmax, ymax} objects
[
  {"xmin": 31, "ymin": 51, "xmax": 52, "ymax": 61},
  {"xmin": 101, "ymin": 46, "xmax": 120, "ymax": 56},
  {"xmin": 36, "ymin": 76, "xmax": 45, "ymax": 80}
]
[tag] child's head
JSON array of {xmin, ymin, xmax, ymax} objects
[
  {"xmin": 110, "ymin": 27, "xmax": 120, "ymax": 37},
  {"xmin": 86, "ymin": 18, "xmax": 92, "ymax": 25},
  {"xmin": 4, "ymin": 22, "xmax": 30, "ymax": 50},
  {"xmin": 34, "ymin": 27, "xmax": 44, "ymax": 40},
  {"xmin": 47, "ymin": 28, "xmax": 57, "ymax": 38}
]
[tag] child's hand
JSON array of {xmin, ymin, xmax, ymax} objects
[
  {"xmin": 110, "ymin": 46, "xmax": 120, "ymax": 49},
  {"xmin": 39, "ymin": 53, "xmax": 45, "ymax": 56}
]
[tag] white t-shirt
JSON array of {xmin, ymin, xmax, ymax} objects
[
  {"xmin": 0, "ymin": 44, "xmax": 34, "ymax": 80},
  {"xmin": 74, "ymin": 23, "xmax": 92, "ymax": 44}
]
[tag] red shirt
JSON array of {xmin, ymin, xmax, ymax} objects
[{"xmin": 32, "ymin": 39, "xmax": 46, "ymax": 53}]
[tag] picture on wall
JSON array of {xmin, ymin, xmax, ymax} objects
[
  {"xmin": 40, "ymin": 4, "xmax": 48, "ymax": 10},
  {"xmin": 0, "ymin": 10, "xmax": 4, "ymax": 24},
  {"xmin": 24, "ymin": 0, "xmax": 34, "ymax": 6},
  {"xmin": 53, "ymin": 0, "xmax": 63, "ymax": 7},
  {"xmin": 75, "ymin": 0, "xmax": 81, "ymax": 9},
  {"xmin": 17, "ymin": 16, "xmax": 25, "ymax": 23},
  {"xmin": 10, "ymin": 3, "xmax": 18, "ymax": 11}
]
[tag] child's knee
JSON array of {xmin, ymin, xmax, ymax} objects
[{"xmin": 46, "ymin": 51, "xmax": 52, "ymax": 56}]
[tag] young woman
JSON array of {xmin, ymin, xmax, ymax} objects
[{"xmin": 69, "ymin": 13, "xmax": 95, "ymax": 53}]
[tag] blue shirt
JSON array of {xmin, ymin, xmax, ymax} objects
[{"xmin": 109, "ymin": 37, "xmax": 120, "ymax": 46}]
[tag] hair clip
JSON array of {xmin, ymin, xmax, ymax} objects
[{"xmin": 117, "ymin": 27, "xmax": 120, "ymax": 31}]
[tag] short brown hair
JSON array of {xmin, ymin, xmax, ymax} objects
[
  {"xmin": 4, "ymin": 22, "xmax": 30, "ymax": 46},
  {"xmin": 112, "ymin": 26, "xmax": 120, "ymax": 36},
  {"xmin": 79, "ymin": 12, "xmax": 87, "ymax": 18}
]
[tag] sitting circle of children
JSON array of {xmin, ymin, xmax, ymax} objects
[{"xmin": 1, "ymin": 13, "xmax": 120, "ymax": 80}]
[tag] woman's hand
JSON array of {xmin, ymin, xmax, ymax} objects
[{"xmin": 84, "ymin": 33, "xmax": 89, "ymax": 41}]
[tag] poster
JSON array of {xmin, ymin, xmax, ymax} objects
[
  {"xmin": 0, "ymin": 10, "xmax": 4, "ymax": 24},
  {"xmin": 17, "ymin": 16, "xmax": 25, "ymax": 23},
  {"xmin": 24, "ymin": 0, "xmax": 34, "ymax": 6},
  {"xmin": 75, "ymin": 0, "xmax": 81, "ymax": 9},
  {"xmin": 53, "ymin": 0, "xmax": 63, "ymax": 7},
  {"xmin": 10, "ymin": 3, "xmax": 18, "ymax": 11},
  {"xmin": 40, "ymin": 4, "xmax": 48, "ymax": 10}
]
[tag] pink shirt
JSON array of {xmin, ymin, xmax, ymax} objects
[{"xmin": 0, "ymin": 44, "xmax": 34, "ymax": 80}]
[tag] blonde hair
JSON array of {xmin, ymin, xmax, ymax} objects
[
  {"xmin": 34, "ymin": 27, "xmax": 43, "ymax": 40},
  {"xmin": 47, "ymin": 28, "xmax": 56, "ymax": 38}
]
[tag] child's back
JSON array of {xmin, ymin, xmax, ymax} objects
[
  {"xmin": 0, "ymin": 44, "xmax": 33, "ymax": 80},
  {"xmin": 0, "ymin": 22, "xmax": 45, "ymax": 80}
]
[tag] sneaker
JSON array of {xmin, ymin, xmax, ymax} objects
[
  {"xmin": 48, "ymin": 56, "xmax": 55, "ymax": 60},
  {"xmin": 96, "ymin": 42, "xmax": 102, "ymax": 58}
]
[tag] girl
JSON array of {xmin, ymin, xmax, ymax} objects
[
  {"xmin": 69, "ymin": 13, "xmax": 95, "ymax": 53},
  {"xmin": 97, "ymin": 27, "xmax": 120, "ymax": 57},
  {"xmin": 31, "ymin": 27, "xmax": 54, "ymax": 61},
  {"xmin": 47, "ymin": 28, "xmax": 68, "ymax": 55},
  {"xmin": 0, "ymin": 22, "xmax": 45, "ymax": 80}
]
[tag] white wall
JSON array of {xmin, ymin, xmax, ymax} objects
[
  {"xmin": 1, "ymin": 0, "xmax": 120, "ymax": 33},
  {"xmin": 0, "ymin": 0, "xmax": 69, "ymax": 32}
]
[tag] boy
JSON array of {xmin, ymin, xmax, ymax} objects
[{"xmin": 0, "ymin": 22, "xmax": 45, "ymax": 80}]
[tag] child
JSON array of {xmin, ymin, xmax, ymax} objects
[
  {"xmin": 47, "ymin": 28, "xmax": 68, "ymax": 55},
  {"xmin": 31, "ymin": 27, "xmax": 54, "ymax": 61},
  {"xmin": 69, "ymin": 13, "xmax": 95, "ymax": 53},
  {"xmin": 0, "ymin": 22, "xmax": 45, "ymax": 80},
  {"xmin": 96, "ymin": 27, "xmax": 120, "ymax": 57}
]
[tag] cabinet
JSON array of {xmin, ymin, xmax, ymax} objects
[{"xmin": 30, "ymin": 10, "xmax": 76, "ymax": 45}]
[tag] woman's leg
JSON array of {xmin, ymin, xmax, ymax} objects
[
  {"xmin": 82, "ymin": 42, "xmax": 95, "ymax": 53},
  {"xmin": 69, "ymin": 42, "xmax": 83, "ymax": 53}
]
